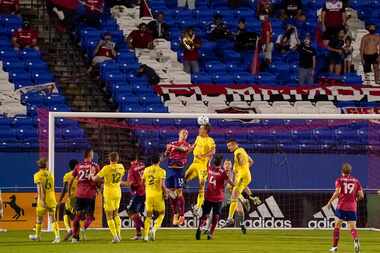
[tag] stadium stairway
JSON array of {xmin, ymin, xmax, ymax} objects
[{"xmin": 15, "ymin": 1, "xmax": 141, "ymax": 162}]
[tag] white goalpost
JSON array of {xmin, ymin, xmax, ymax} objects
[{"xmin": 47, "ymin": 112, "xmax": 380, "ymax": 231}]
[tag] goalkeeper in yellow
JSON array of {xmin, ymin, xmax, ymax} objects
[
  {"xmin": 225, "ymin": 139, "xmax": 260, "ymax": 226},
  {"xmin": 29, "ymin": 158, "xmax": 60, "ymax": 243},
  {"xmin": 92, "ymin": 152, "xmax": 125, "ymax": 243},
  {"xmin": 58, "ymin": 159, "xmax": 79, "ymax": 241},
  {"xmin": 185, "ymin": 124, "xmax": 215, "ymax": 215},
  {"xmin": 143, "ymin": 154, "xmax": 167, "ymax": 242}
]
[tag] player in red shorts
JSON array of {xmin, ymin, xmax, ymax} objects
[
  {"xmin": 327, "ymin": 163, "xmax": 364, "ymax": 253},
  {"xmin": 126, "ymin": 155, "xmax": 145, "ymax": 240},
  {"xmin": 164, "ymin": 129, "xmax": 192, "ymax": 226},
  {"xmin": 68, "ymin": 149, "xmax": 100, "ymax": 243},
  {"xmin": 195, "ymin": 155, "xmax": 233, "ymax": 240}
]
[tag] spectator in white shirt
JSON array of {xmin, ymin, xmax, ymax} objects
[{"xmin": 275, "ymin": 24, "xmax": 300, "ymax": 53}]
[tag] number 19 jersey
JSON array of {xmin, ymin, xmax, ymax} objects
[
  {"xmin": 335, "ymin": 175, "xmax": 362, "ymax": 212},
  {"xmin": 97, "ymin": 163, "xmax": 125, "ymax": 199}
]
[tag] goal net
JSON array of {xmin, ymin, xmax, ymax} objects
[{"xmin": 47, "ymin": 112, "xmax": 380, "ymax": 230}]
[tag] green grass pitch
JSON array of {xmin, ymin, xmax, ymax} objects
[{"xmin": 0, "ymin": 230, "xmax": 379, "ymax": 253}]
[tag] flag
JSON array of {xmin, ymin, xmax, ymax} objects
[
  {"xmin": 250, "ymin": 39, "xmax": 260, "ymax": 75},
  {"xmin": 140, "ymin": 0, "xmax": 152, "ymax": 18}
]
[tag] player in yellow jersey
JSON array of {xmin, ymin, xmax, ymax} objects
[
  {"xmin": 184, "ymin": 124, "xmax": 215, "ymax": 215},
  {"xmin": 225, "ymin": 139, "xmax": 260, "ymax": 226},
  {"xmin": 58, "ymin": 159, "xmax": 79, "ymax": 241},
  {"xmin": 143, "ymin": 154, "xmax": 167, "ymax": 242},
  {"xmin": 29, "ymin": 158, "xmax": 60, "ymax": 243},
  {"xmin": 92, "ymin": 152, "xmax": 125, "ymax": 243}
]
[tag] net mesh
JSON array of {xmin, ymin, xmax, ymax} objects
[{"xmin": 48, "ymin": 115, "xmax": 380, "ymax": 229}]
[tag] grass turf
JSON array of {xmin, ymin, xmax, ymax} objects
[{"xmin": 0, "ymin": 230, "xmax": 379, "ymax": 253}]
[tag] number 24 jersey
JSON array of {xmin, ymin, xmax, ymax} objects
[
  {"xmin": 72, "ymin": 160, "xmax": 100, "ymax": 199},
  {"xmin": 97, "ymin": 163, "xmax": 125, "ymax": 199}
]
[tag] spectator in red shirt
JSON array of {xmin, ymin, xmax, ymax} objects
[
  {"xmin": 181, "ymin": 27, "xmax": 201, "ymax": 74},
  {"xmin": 81, "ymin": 0, "xmax": 104, "ymax": 28},
  {"xmin": 12, "ymin": 21, "xmax": 39, "ymax": 50},
  {"xmin": 126, "ymin": 23, "xmax": 154, "ymax": 50},
  {"xmin": 0, "ymin": 0, "xmax": 19, "ymax": 14},
  {"xmin": 88, "ymin": 32, "xmax": 117, "ymax": 73},
  {"xmin": 259, "ymin": 15, "xmax": 273, "ymax": 65},
  {"xmin": 321, "ymin": 0, "xmax": 346, "ymax": 43}
]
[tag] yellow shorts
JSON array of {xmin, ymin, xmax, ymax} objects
[
  {"xmin": 145, "ymin": 196, "xmax": 165, "ymax": 213},
  {"xmin": 185, "ymin": 161, "xmax": 208, "ymax": 183},
  {"xmin": 103, "ymin": 197, "xmax": 121, "ymax": 212},
  {"xmin": 233, "ymin": 174, "xmax": 252, "ymax": 194},
  {"xmin": 36, "ymin": 203, "xmax": 56, "ymax": 217}
]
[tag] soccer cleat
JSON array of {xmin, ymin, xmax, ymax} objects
[
  {"xmin": 71, "ymin": 238, "xmax": 79, "ymax": 244},
  {"xmin": 130, "ymin": 235, "xmax": 143, "ymax": 240},
  {"xmin": 29, "ymin": 234, "xmax": 40, "ymax": 241},
  {"xmin": 52, "ymin": 237, "xmax": 61, "ymax": 244},
  {"xmin": 329, "ymin": 246, "xmax": 338, "ymax": 252},
  {"xmin": 112, "ymin": 237, "xmax": 120, "ymax": 244},
  {"xmin": 149, "ymin": 229, "xmax": 156, "ymax": 241},
  {"xmin": 178, "ymin": 215, "xmax": 185, "ymax": 226},
  {"xmin": 195, "ymin": 228, "xmax": 201, "ymax": 240},
  {"xmin": 207, "ymin": 232, "xmax": 213, "ymax": 240},
  {"xmin": 223, "ymin": 219, "xmax": 235, "ymax": 228},
  {"xmin": 63, "ymin": 230, "xmax": 73, "ymax": 241},
  {"xmin": 143, "ymin": 236, "xmax": 149, "ymax": 242},
  {"xmin": 354, "ymin": 239, "xmax": 360, "ymax": 253},
  {"xmin": 240, "ymin": 224, "xmax": 247, "ymax": 235}
]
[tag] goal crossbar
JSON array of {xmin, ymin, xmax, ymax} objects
[{"xmin": 48, "ymin": 112, "xmax": 380, "ymax": 175}]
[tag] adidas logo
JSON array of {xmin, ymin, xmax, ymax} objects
[
  {"xmin": 246, "ymin": 196, "xmax": 292, "ymax": 228},
  {"xmin": 307, "ymin": 199, "xmax": 347, "ymax": 228}
]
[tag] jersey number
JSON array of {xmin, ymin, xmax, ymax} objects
[
  {"xmin": 112, "ymin": 173, "xmax": 122, "ymax": 183},
  {"xmin": 209, "ymin": 176, "xmax": 216, "ymax": 187},
  {"xmin": 148, "ymin": 175, "xmax": 155, "ymax": 185},
  {"xmin": 343, "ymin": 182, "xmax": 355, "ymax": 194},
  {"xmin": 78, "ymin": 169, "xmax": 91, "ymax": 181}
]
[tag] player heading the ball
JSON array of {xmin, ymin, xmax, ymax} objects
[{"xmin": 327, "ymin": 163, "xmax": 364, "ymax": 253}]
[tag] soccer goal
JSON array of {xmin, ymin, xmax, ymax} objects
[{"xmin": 47, "ymin": 112, "xmax": 380, "ymax": 230}]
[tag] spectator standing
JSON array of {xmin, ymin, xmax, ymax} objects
[
  {"xmin": 177, "ymin": 0, "xmax": 195, "ymax": 10},
  {"xmin": 148, "ymin": 12, "xmax": 170, "ymax": 41},
  {"xmin": 234, "ymin": 19, "xmax": 257, "ymax": 51},
  {"xmin": 12, "ymin": 21, "xmax": 39, "ymax": 50},
  {"xmin": 0, "ymin": 0, "xmax": 19, "ymax": 14},
  {"xmin": 259, "ymin": 15, "xmax": 273, "ymax": 65},
  {"xmin": 88, "ymin": 33, "xmax": 117, "ymax": 73},
  {"xmin": 82, "ymin": 0, "xmax": 104, "ymax": 28},
  {"xmin": 327, "ymin": 29, "xmax": 345, "ymax": 75},
  {"xmin": 321, "ymin": 0, "xmax": 346, "ymax": 43},
  {"xmin": 360, "ymin": 24, "xmax": 380, "ymax": 84},
  {"xmin": 207, "ymin": 14, "xmax": 231, "ymax": 41},
  {"xmin": 181, "ymin": 27, "xmax": 201, "ymax": 74},
  {"xmin": 343, "ymin": 36, "xmax": 353, "ymax": 73},
  {"xmin": 275, "ymin": 24, "xmax": 300, "ymax": 53},
  {"xmin": 297, "ymin": 36, "xmax": 316, "ymax": 85},
  {"xmin": 126, "ymin": 23, "xmax": 154, "ymax": 49},
  {"xmin": 137, "ymin": 64, "xmax": 160, "ymax": 85}
]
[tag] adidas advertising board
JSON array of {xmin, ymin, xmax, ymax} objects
[{"xmin": 105, "ymin": 191, "xmax": 368, "ymax": 229}]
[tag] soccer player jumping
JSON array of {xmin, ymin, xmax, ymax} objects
[
  {"xmin": 92, "ymin": 152, "xmax": 125, "ymax": 243},
  {"xmin": 185, "ymin": 124, "xmax": 216, "ymax": 215},
  {"xmin": 165, "ymin": 129, "xmax": 192, "ymax": 225},
  {"xmin": 29, "ymin": 158, "xmax": 60, "ymax": 243},
  {"xmin": 327, "ymin": 163, "xmax": 364, "ymax": 253},
  {"xmin": 143, "ymin": 154, "xmax": 167, "ymax": 242},
  {"xmin": 69, "ymin": 149, "xmax": 100, "ymax": 243},
  {"xmin": 225, "ymin": 139, "xmax": 259, "ymax": 226},
  {"xmin": 196, "ymin": 155, "xmax": 234, "ymax": 240}
]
